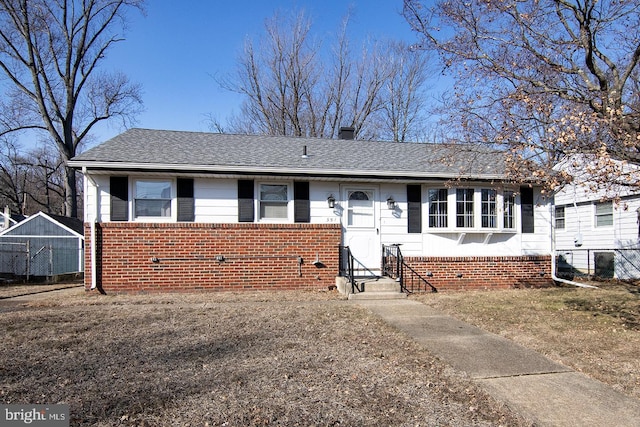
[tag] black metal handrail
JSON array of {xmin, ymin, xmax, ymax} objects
[
  {"xmin": 382, "ymin": 244, "xmax": 437, "ymax": 294},
  {"xmin": 339, "ymin": 245, "xmax": 362, "ymax": 293}
]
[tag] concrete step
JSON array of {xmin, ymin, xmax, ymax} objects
[
  {"xmin": 348, "ymin": 291, "xmax": 407, "ymax": 300},
  {"xmin": 347, "ymin": 277, "xmax": 407, "ymax": 300}
]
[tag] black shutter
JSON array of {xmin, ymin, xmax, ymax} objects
[
  {"xmin": 238, "ymin": 180, "xmax": 255, "ymax": 222},
  {"xmin": 294, "ymin": 181, "xmax": 310, "ymax": 223},
  {"xmin": 110, "ymin": 176, "xmax": 129, "ymax": 221},
  {"xmin": 521, "ymin": 186, "xmax": 534, "ymax": 234},
  {"xmin": 177, "ymin": 178, "xmax": 195, "ymax": 222},
  {"xmin": 407, "ymin": 184, "xmax": 422, "ymax": 233}
]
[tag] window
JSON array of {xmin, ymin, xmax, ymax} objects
[
  {"xmin": 520, "ymin": 186, "xmax": 535, "ymax": 233},
  {"xmin": 595, "ymin": 201, "xmax": 613, "ymax": 227},
  {"xmin": 347, "ymin": 190, "xmax": 374, "ymax": 227},
  {"xmin": 259, "ymin": 184, "xmax": 289, "ymax": 220},
  {"xmin": 555, "ymin": 206, "xmax": 565, "ymax": 230},
  {"xmin": 481, "ymin": 189, "xmax": 497, "ymax": 228},
  {"xmin": 503, "ymin": 191, "xmax": 515, "ymax": 229},
  {"xmin": 456, "ymin": 189, "xmax": 474, "ymax": 228},
  {"xmin": 134, "ymin": 180, "xmax": 172, "ymax": 218},
  {"xmin": 428, "ymin": 189, "xmax": 448, "ymax": 228}
]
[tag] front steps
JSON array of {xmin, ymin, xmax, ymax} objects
[{"xmin": 345, "ymin": 276, "xmax": 407, "ymax": 300}]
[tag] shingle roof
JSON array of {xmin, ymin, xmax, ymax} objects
[{"xmin": 69, "ymin": 128, "xmax": 508, "ymax": 181}]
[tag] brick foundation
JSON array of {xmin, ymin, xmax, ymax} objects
[
  {"xmin": 84, "ymin": 222, "xmax": 342, "ymax": 294},
  {"xmin": 404, "ymin": 255, "xmax": 553, "ymax": 291}
]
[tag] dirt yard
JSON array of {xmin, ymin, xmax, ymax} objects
[
  {"xmin": 0, "ymin": 288, "xmax": 524, "ymax": 426},
  {"xmin": 1, "ymin": 280, "xmax": 638, "ymax": 426}
]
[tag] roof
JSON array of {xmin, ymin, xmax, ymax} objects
[
  {"xmin": 0, "ymin": 212, "xmax": 84, "ymax": 238},
  {"xmin": 69, "ymin": 128, "xmax": 510, "ymax": 182}
]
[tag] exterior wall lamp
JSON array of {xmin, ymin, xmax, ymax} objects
[
  {"xmin": 327, "ymin": 195, "xmax": 336, "ymax": 208},
  {"xmin": 386, "ymin": 196, "xmax": 397, "ymax": 210}
]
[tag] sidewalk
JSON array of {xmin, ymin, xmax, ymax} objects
[{"xmin": 354, "ymin": 299, "xmax": 640, "ymax": 427}]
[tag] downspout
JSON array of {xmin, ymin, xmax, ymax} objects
[
  {"xmin": 83, "ymin": 167, "xmax": 99, "ymax": 290},
  {"xmin": 550, "ymin": 199, "xmax": 597, "ymax": 289}
]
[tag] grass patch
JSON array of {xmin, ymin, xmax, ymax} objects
[
  {"xmin": 411, "ymin": 281, "xmax": 640, "ymax": 399},
  {"xmin": 0, "ymin": 289, "xmax": 524, "ymax": 426}
]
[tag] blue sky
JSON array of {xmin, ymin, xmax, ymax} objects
[{"xmin": 92, "ymin": 0, "xmax": 419, "ymax": 144}]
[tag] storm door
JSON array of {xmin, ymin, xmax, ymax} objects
[{"xmin": 342, "ymin": 187, "xmax": 381, "ymax": 276}]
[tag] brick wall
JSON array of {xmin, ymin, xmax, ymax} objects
[
  {"xmin": 84, "ymin": 222, "xmax": 342, "ymax": 294},
  {"xmin": 403, "ymin": 255, "xmax": 553, "ymax": 291}
]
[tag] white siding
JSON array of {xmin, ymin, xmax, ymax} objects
[
  {"xmin": 194, "ymin": 178, "xmax": 238, "ymax": 223},
  {"xmin": 310, "ymin": 182, "xmax": 342, "ymax": 225},
  {"xmin": 84, "ymin": 173, "xmax": 552, "ymax": 258},
  {"xmin": 83, "ymin": 175, "xmax": 111, "ymax": 222}
]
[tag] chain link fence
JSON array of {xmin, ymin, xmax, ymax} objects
[
  {"xmin": 0, "ymin": 240, "xmax": 84, "ymax": 281},
  {"xmin": 555, "ymin": 248, "xmax": 640, "ymax": 281}
]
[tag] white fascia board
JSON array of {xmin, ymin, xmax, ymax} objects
[{"xmin": 68, "ymin": 160, "xmax": 506, "ymax": 181}]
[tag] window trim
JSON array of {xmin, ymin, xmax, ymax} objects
[
  {"xmin": 555, "ymin": 205, "xmax": 566, "ymax": 230},
  {"xmin": 425, "ymin": 187, "xmax": 519, "ymax": 233},
  {"xmin": 503, "ymin": 190, "xmax": 516, "ymax": 230},
  {"xmin": 481, "ymin": 188, "xmax": 498, "ymax": 229},
  {"xmin": 427, "ymin": 188, "xmax": 448, "ymax": 229},
  {"xmin": 594, "ymin": 201, "xmax": 613, "ymax": 228},
  {"xmin": 456, "ymin": 188, "xmax": 475, "ymax": 228},
  {"xmin": 133, "ymin": 178, "xmax": 175, "ymax": 222},
  {"xmin": 258, "ymin": 182, "xmax": 292, "ymax": 222}
]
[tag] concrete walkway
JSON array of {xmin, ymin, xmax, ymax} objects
[{"xmin": 354, "ymin": 299, "xmax": 640, "ymax": 427}]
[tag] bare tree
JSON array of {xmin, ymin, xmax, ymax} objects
[
  {"xmin": 0, "ymin": 0, "xmax": 144, "ymax": 218},
  {"xmin": 0, "ymin": 139, "xmax": 77, "ymax": 216},
  {"xmin": 379, "ymin": 41, "xmax": 430, "ymax": 142},
  {"xmin": 0, "ymin": 138, "xmax": 27, "ymax": 213},
  {"xmin": 404, "ymin": 0, "xmax": 640, "ymax": 189},
  {"xmin": 220, "ymin": 10, "xmax": 431, "ymax": 141}
]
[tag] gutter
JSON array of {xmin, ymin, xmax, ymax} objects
[
  {"xmin": 83, "ymin": 167, "xmax": 99, "ymax": 291},
  {"xmin": 66, "ymin": 160, "xmax": 506, "ymax": 182}
]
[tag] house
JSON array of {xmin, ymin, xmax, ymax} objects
[
  {"xmin": 553, "ymin": 156, "xmax": 640, "ymax": 280},
  {"xmin": 68, "ymin": 128, "xmax": 553, "ymax": 294},
  {"xmin": 0, "ymin": 206, "xmax": 25, "ymax": 233},
  {"xmin": 0, "ymin": 211, "xmax": 84, "ymax": 280}
]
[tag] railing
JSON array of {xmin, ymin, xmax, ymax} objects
[
  {"xmin": 339, "ymin": 246, "xmax": 362, "ymax": 293},
  {"xmin": 382, "ymin": 244, "xmax": 437, "ymax": 293}
]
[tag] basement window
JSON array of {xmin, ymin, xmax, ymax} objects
[{"xmin": 134, "ymin": 180, "xmax": 172, "ymax": 218}]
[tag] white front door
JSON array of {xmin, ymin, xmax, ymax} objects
[{"xmin": 342, "ymin": 186, "xmax": 381, "ymax": 276}]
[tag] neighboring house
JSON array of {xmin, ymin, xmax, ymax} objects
[
  {"xmin": 0, "ymin": 206, "xmax": 25, "ymax": 233},
  {"xmin": 0, "ymin": 211, "xmax": 84, "ymax": 279},
  {"xmin": 553, "ymin": 157, "xmax": 640, "ymax": 280},
  {"xmin": 68, "ymin": 128, "xmax": 553, "ymax": 294}
]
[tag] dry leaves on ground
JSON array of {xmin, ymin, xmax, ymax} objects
[
  {"xmin": 411, "ymin": 281, "xmax": 640, "ymax": 399},
  {"xmin": 0, "ymin": 289, "xmax": 525, "ymax": 427}
]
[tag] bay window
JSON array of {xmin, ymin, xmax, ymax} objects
[
  {"xmin": 481, "ymin": 189, "xmax": 497, "ymax": 228},
  {"xmin": 503, "ymin": 191, "xmax": 516, "ymax": 229},
  {"xmin": 456, "ymin": 189, "xmax": 474, "ymax": 228},
  {"xmin": 428, "ymin": 188, "xmax": 448, "ymax": 228}
]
